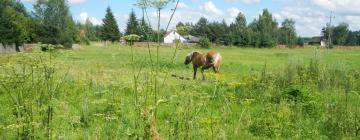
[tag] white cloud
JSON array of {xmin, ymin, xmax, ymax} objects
[
  {"xmin": 177, "ymin": 2, "xmax": 189, "ymax": 9},
  {"xmin": 21, "ymin": 0, "xmax": 87, "ymax": 4},
  {"xmin": 273, "ymin": 0, "xmax": 360, "ymax": 37},
  {"xmin": 274, "ymin": 7, "xmax": 328, "ymax": 37},
  {"xmin": 204, "ymin": 1, "xmax": 223, "ymax": 16},
  {"xmin": 68, "ymin": 0, "xmax": 87, "ymax": 4},
  {"xmin": 310, "ymin": 0, "xmax": 360, "ymax": 14},
  {"xmin": 78, "ymin": 12, "xmax": 102, "ymax": 25},
  {"xmin": 226, "ymin": 0, "xmax": 261, "ymax": 4},
  {"xmin": 228, "ymin": 7, "xmax": 241, "ymax": 18}
]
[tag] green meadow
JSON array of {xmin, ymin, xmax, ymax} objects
[{"xmin": 1, "ymin": 44, "xmax": 360, "ymax": 139}]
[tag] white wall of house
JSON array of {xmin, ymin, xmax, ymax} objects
[
  {"xmin": 321, "ymin": 40, "xmax": 326, "ymax": 47},
  {"xmin": 164, "ymin": 31, "xmax": 186, "ymax": 44}
]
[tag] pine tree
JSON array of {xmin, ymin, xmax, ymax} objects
[
  {"xmin": 101, "ymin": 7, "xmax": 121, "ymax": 42},
  {"xmin": 139, "ymin": 18, "xmax": 153, "ymax": 41},
  {"xmin": 125, "ymin": 10, "xmax": 141, "ymax": 36}
]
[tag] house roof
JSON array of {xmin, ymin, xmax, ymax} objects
[
  {"xmin": 184, "ymin": 35, "xmax": 200, "ymax": 42},
  {"xmin": 164, "ymin": 30, "xmax": 176, "ymax": 37},
  {"xmin": 309, "ymin": 36, "xmax": 324, "ymax": 43}
]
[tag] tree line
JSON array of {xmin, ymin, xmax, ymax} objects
[
  {"xmin": 174, "ymin": 9, "xmax": 300, "ymax": 48},
  {"xmin": 322, "ymin": 23, "xmax": 360, "ymax": 46},
  {"xmin": 2, "ymin": 0, "xmax": 360, "ymax": 49},
  {"xmin": 0, "ymin": 0, "xmax": 124, "ymax": 48}
]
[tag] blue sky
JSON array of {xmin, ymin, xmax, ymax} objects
[{"xmin": 21, "ymin": 0, "xmax": 360, "ymax": 37}]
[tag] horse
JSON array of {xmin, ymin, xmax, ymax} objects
[{"xmin": 184, "ymin": 51, "xmax": 222, "ymax": 80}]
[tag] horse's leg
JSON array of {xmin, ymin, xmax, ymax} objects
[
  {"xmin": 212, "ymin": 66, "xmax": 217, "ymax": 73},
  {"xmin": 193, "ymin": 67, "xmax": 198, "ymax": 80},
  {"xmin": 201, "ymin": 68, "xmax": 206, "ymax": 81}
]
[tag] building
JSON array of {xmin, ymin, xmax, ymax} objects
[
  {"xmin": 308, "ymin": 36, "xmax": 326, "ymax": 47},
  {"xmin": 184, "ymin": 35, "xmax": 200, "ymax": 43},
  {"xmin": 163, "ymin": 30, "xmax": 187, "ymax": 44}
]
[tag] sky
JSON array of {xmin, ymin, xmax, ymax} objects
[{"xmin": 20, "ymin": 0, "xmax": 360, "ymax": 37}]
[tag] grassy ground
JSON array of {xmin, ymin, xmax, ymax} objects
[{"xmin": 1, "ymin": 44, "xmax": 360, "ymax": 139}]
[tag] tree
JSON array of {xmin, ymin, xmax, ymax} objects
[
  {"xmin": 139, "ymin": 18, "xmax": 153, "ymax": 41},
  {"xmin": 278, "ymin": 19, "xmax": 297, "ymax": 47},
  {"xmin": 176, "ymin": 22, "xmax": 192, "ymax": 36},
  {"xmin": 208, "ymin": 20, "xmax": 229, "ymax": 44},
  {"xmin": 84, "ymin": 18, "xmax": 98, "ymax": 41},
  {"xmin": 101, "ymin": 7, "xmax": 121, "ymax": 42},
  {"xmin": 297, "ymin": 36, "xmax": 305, "ymax": 46},
  {"xmin": 0, "ymin": 0, "xmax": 29, "ymax": 51},
  {"xmin": 125, "ymin": 10, "xmax": 141, "ymax": 36},
  {"xmin": 248, "ymin": 19, "xmax": 261, "ymax": 47},
  {"xmin": 191, "ymin": 17, "xmax": 211, "ymax": 37},
  {"xmin": 33, "ymin": 0, "xmax": 79, "ymax": 48},
  {"xmin": 199, "ymin": 37, "xmax": 211, "ymax": 48},
  {"xmin": 230, "ymin": 12, "xmax": 249, "ymax": 46},
  {"xmin": 333, "ymin": 23, "xmax": 349, "ymax": 45},
  {"xmin": 322, "ymin": 23, "xmax": 350, "ymax": 46},
  {"xmin": 346, "ymin": 31, "xmax": 360, "ymax": 46},
  {"xmin": 257, "ymin": 9, "xmax": 278, "ymax": 47}
]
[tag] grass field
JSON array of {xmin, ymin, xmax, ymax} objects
[{"xmin": 1, "ymin": 44, "xmax": 360, "ymax": 139}]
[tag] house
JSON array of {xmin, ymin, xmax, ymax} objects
[
  {"xmin": 308, "ymin": 36, "xmax": 326, "ymax": 47},
  {"xmin": 163, "ymin": 30, "xmax": 187, "ymax": 44},
  {"xmin": 184, "ymin": 35, "xmax": 200, "ymax": 43}
]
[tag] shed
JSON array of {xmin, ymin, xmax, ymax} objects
[{"xmin": 308, "ymin": 36, "xmax": 326, "ymax": 47}]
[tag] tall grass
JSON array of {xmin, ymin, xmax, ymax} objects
[{"xmin": 0, "ymin": 48, "xmax": 359, "ymax": 139}]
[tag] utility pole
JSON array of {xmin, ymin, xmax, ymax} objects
[
  {"xmin": 327, "ymin": 0, "xmax": 335, "ymax": 48},
  {"xmin": 327, "ymin": 11, "xmax": 334, "ymax": 48}
]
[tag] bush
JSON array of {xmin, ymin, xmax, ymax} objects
[
  {"xmin": 123, "ymin": 34, "xmax": 140, "ymax": 46},
  {"xmin": 80, "ymin": 37, "xmax": 90, "ymax": 45},
  {"xmin": 38, "ymin": 44, "xmax": 64, "ymax": 52},
  {"xmin": 199, "ymin": 37, "xmax": 211, "ymax": 48}
]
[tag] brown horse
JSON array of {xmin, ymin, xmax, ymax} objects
[{"xmin": 184, "ymin": 51, "xmax": 222, "ymax": 80}]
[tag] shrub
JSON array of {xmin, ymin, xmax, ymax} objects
[
  {"xmin": 199, "ymin": 37, "xmax": 211, "ymax": 48},
  {"xmin": 80, "ymin": 37, "xmax": 90, "ymax": 45},
  {"xmin": 123, "ymin": 34, "xmax": 141, "ymax": 46},
  {"xmin": 38, "ymin": 44, "xmax": 64, "ymax": 52}
]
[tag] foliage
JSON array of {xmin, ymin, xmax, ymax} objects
[
  {"xmin": 297, "ymin": 36, "xmax": 305, "ymax": 46},
  {"xmin": 125, "ymin": 10, "xmax": 141, "ymax": 36},
  {"xmin": 33, "ymin": 0, "xmax": 79, "ymax": 48},
  {"xmin": 139, "ymin": 17, "xmax": 153, "ymax": 41},
  {"xmin": 256, "ymin": 9, "xmax": 278, "ymax": 47},
  {"xmin": 190, "ymin": 9, "xmax": 279, "ymax": 47},
  {"xmin": 346, "ymin": 31, "xmax": 360, "ymax": 46},
  {"xmin": 191, "ymin": 17, "xmax": 211, "ymax": 38},
  {"xmin": 101, "ymin": 7, "xmax": 121, "ymax": 42},
  {"xmin": 199, "ymin": 37, "xmax": 211, "ymax": 48},
  {"xmin": 0, "ymin": 0, "xmax": 29, "ymax": 50},
  {"xmin": 278, "ymin": 19, "xmax": 297, "ymax": 47},
  {"xmin": 1, "ymin": 46, "xmax": 360, "ymax": 139},
  {"xmin": 149, "ymin": 0, "xmax": 175, "ymax": 9},
  {"xmin": 322, "ymin": 23, "xmax": 350, "ymax": 46},
  {"xmin": 38, "ymin": 44, "xmax": 65, "ymax": 52},
  {"xmin": 229, "ymin": 12, "xmax": 249, "ymax": 46},
  {"xmin": 83, "ymin": 19, "xmax": 99, "ymax": 41},
  {"xmin": 176, "ymin": 22, "xmax": 192, "ymax": 36},
  {"xmin": 123, "ymin": 34, "xmax": 141, "ymax": 46}
]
